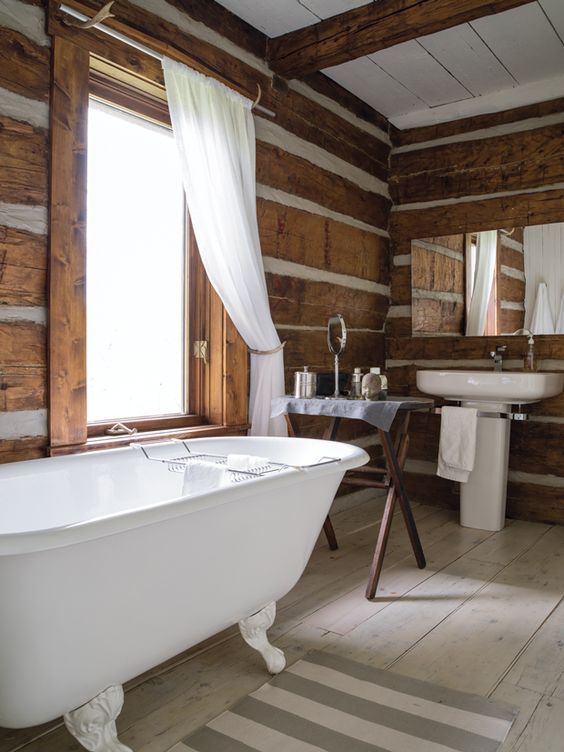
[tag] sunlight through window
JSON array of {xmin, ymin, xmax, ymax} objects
[{"xmin": 87, "ymin": 99, "xmax": 186, "ymax": 422}]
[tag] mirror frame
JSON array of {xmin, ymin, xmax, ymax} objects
[{"xmin": 327, "ymin": 313, "xmax": 347, "ymax": 355}]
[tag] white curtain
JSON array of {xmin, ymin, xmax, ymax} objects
[
  {"xmin": 556, "ymin": 292, "xmax": 564, "ymax": 335},
  {"xmin": 465, "ymin": 230, "xmax": 497, "ymax": 336},
  {"xmin": 162, "ymin": 58, "xmax": 286, "ymax": 436}
]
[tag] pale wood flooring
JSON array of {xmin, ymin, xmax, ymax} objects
[{"xmin": 3, "ymin": 496, "xmax": 564, "ymax": 751}]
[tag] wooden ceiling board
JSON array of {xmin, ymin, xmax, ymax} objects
[
  {"xmin": 419, "ymin": 24, "xmax": 517, "ymax": 96},
  {"xmin": 538, "ymin": 0, "xmax": 564, "ymax": 43},
  {"xmin": 324, "ymin": 55, "xmax": 426, "ymax": 117},
  {"xmin": 214, "ymin": 0, "xmax": 318, "ymax": 36},
  {"xmin": 369, "ymin": 40, "xmax": 473, "ymax": 107},
  {"xmin": 470, "ymin": 3, "xmax": 564, "ymax": 84}
]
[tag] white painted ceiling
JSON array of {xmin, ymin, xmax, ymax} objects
[{"xmin": 215, "ymin": 0, "xmax": 564, "ymax": 129}]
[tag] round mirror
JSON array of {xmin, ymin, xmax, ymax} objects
[{"xmin": 327, "ymin": 314, "xmax": 347, "ymax": 356}]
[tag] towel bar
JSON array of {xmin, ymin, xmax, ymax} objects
[{"xmin": 433, "ymin": 407, "xmax": 528, "ymax": 421}]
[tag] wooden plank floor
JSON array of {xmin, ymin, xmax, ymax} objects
[{"xmin": 3, "ymin": 496, "xmax": 564, "ymax": 752}]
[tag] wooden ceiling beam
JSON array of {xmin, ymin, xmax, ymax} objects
[{"xmin": 267, "ymin": 0, "xmax": 537, "ymax": 78}]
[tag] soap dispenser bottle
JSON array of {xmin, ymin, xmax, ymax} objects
[{"xmin": 524, "ymin": 333, "xmax": 536, "ymax": 371}]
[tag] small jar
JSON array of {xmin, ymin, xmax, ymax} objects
[{"xmin": 351, "ymin": 367, "xmax": 363, "ymax": 398}]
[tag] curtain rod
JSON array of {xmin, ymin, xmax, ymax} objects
[{"xmin": 58, "ymin": 4, "xmax": 276, "ymax": 118}]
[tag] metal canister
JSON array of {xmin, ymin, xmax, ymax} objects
[{"xmin": 294, "ymin": 366, "xmax": 317, "ymax": 399}]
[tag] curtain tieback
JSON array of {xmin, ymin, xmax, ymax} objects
[{"xmin": 249, "ymin": 341, "xmax": 286, "ymax": 356}]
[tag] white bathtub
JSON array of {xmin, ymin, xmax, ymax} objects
[{"xmin": 0, "ymin": 435, "xmax": 367, "ymax": 744}]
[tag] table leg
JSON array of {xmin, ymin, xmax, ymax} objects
[
  {"xmin": 365, "ymin": 481, "xmax": 397, "ymax": 600},
  {"xmin": 285, "ymin": 414, "xmax": 339, "ymax": 551},
  {"xmin": 365, "ymin": 420, "xmax": 425, "ymax": 600},
  {"xmin": 380, "ymin": 428, "xmax": 426, "ymax": 570}
]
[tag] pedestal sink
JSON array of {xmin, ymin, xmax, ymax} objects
[{"xmin": 416, "ymin": 370, "xmax": 564, "ymax": 531}]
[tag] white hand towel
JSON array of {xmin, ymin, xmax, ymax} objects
[
  {"xmin": 530, "ymin": 282, "xmax": 555, "ymax": 335},
  {"xmin": 226, "ymin": 454, "xmax": 269, "ymax": 473},
  {"xmin": 556, "ymin": 292, "xmax": 564, "ymax": 335},
  {"xmin": 182, "ymin": 461, "xmax": 228, "ymax": 496},
  {"xmin": 437, "ymin": 406, "xmax": 478, "ymax": 483}
]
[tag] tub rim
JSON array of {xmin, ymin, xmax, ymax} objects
[{"xmin": 0, "ymin": 437, "xmax": 368, "ymax": 555}]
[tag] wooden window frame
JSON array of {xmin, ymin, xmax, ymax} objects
[{"xmin": 49, "ymin": 35, "xmax": 249, "ymax": 455}]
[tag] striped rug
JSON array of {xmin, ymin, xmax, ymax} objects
[{"xmin": 173, "ymin": 651, "xmax": 517, "ymax": 752}]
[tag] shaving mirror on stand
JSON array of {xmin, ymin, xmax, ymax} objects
[{"xmin": 327, "ymin": 314, "xmax": 347, "ymax": 398}]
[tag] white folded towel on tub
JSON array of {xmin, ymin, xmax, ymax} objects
[
  {"xmin": 437, "ymin": 406, "xmax": 478, "ymax": 483},
  {"xmin": 182, "ymin": 461, "xmax": 228, "ymax": 496},
  {"xmin": 226, "ymin": 454, "xmax": 270, "ymax": 474}
]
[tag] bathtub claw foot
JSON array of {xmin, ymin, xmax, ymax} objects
[
  {"xmin": 239, "ymin": 601, "xmax": 286, "ymax": 674},
  {"xmin": 64, "ymin": 685, "xmax": 132, "ymax": 752}
]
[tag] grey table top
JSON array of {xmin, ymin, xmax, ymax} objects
[{"xmin": 271, "ymin": 395, "xmax": 434, "ymax": 433}]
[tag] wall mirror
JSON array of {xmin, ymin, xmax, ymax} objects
[{"xmin": 411, "ymin": 222, "xmax": 564, "ymax": 337}]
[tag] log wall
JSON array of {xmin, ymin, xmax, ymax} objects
[
  {"xmin": 0, "ymin": 0, "xmax": 392, "ymax": 472},
  {"xmin": 388, "ymin": 100, "xmax": 564, "ymax": 523}
]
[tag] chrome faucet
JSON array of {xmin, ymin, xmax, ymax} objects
[{"xmin": 490, "ymin": 345, "xmax": 507, "ymax": 372}]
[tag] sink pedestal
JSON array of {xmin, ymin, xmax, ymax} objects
[{"xmin": 460, "ymin": 402, "xmax": 511, "ymax": 532}]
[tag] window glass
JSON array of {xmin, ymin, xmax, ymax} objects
[{"xmin": 87, "ymin": 99, "xmax": 186, "ymax": 422}]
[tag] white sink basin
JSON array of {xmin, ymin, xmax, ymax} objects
[{"xmin": 417, "ymin": 370, "xmax": 564, "ymax": 404}]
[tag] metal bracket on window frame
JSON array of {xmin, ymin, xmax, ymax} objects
[
  {"xmin": 106, "ymin": 422, "xmax": 138, "ymax": 435},
  {"xmin": 193, "ymin": 340, "xmax": 208, "ymax": 365}
]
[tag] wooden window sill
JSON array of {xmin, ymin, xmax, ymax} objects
[{"xmin": 49, "ymin": 423, "xmax": 250, "ymax": 456}]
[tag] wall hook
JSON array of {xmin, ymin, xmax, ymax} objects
[
  {"xmin": 252, "ymin": 83, "xmax": 262, "ymax": 110},
  {"xmin": 62, "ymin": 0, "xmax": 115, "ymax": 29}
]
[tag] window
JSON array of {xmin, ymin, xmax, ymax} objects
[
  {"xmin": 87, "ymin": 95, "xmax": 186, "ymax": 426},
  {"xmin": 49, "ymin": 38, "xmax": 248, "ymax": 452}
]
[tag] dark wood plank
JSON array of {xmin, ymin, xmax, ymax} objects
[
  {"xmin": 393, "ymin": 96, "xmax": 564, "ymax": 148},
  {"xmin": 0, "ymin": 26, "xmax": 50, "ymax": 102},
  {"xmin": 391, "ymin": 187, "xmax": 564, "ymax": 241},
  {"xmin": 0, "ymin": 436, "xmax": 48, "ymax": 464},
  {"xmin": 267, "ymin": 0, "xmax": 534, "ymax": 78},
  {"xmin": 500, "ymin": 244, "xmax": 525, "ymax": 271},
  {"xmin": 387, "ymin": 333, "xmax": 564, "ymax": 361},
  {"xmin": 258, "ymin": 199, "xmax": 389, "ymax": 283},
  {"xmin": 0, "ymin": 322, "xmax": 45, "ymax": 366},
  {"xmin": 0, "ymin": 366, "xmax": 46, "ymax": 411},
  {"xmin": 267, "ymin": 273, "xmax": 388, "ymax": 330},
  {"xmin": 257, "ymin": 141, "xmax": 390, "ymax": 230},
  {"xmin": 413, "ymin": 299, "xmax": 465, "ymax": 335},
  {"xmin": 391, "ymin": 123, "xmax": 564, "ymax": 204},
  {"xmin": 411, "ymin": 244, "xmax": 464, "ymax": 293},
  {"xmin": 0, "ymin": 225, "xmax": 47, "ymax": 306},
  {"xmin": 498, "ymin": 308, "xmax": 524, "ymax": 333},
  {"xmin": 391, "ymin": 265, "xmax": 411, "ymax": 305},
  {"xmin": 48, "ymin": 37, "xmax": 89, "ymax": 448},
  {"xmin": 404, "ymin": 471, "xmax": 459, "ymax": 510},
  {"xmin": 510, "ymin": 421, "xmax": 564, "ymax": 478},
  {"xmin": 498, "ymin": 273, "xmax": 525, "ymax": 303},
  {"xmin": 385, "ymin": 316, "xmax": 412, "ymax": 338},
  {"xmin": 280, "ymin": 328, "xmax": 385, "ymax": 373},
  {"xmin": 506, "ymin": 482, "xmax": 564, "ymax": 524},
  {"xmin": 0, "ymin": 116, "xmax": 48, "ymax": 206}
]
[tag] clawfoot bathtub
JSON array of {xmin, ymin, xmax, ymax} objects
[{"xmin": 0, "ymin": 436, "xmax": 368, "ymax": 751}]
